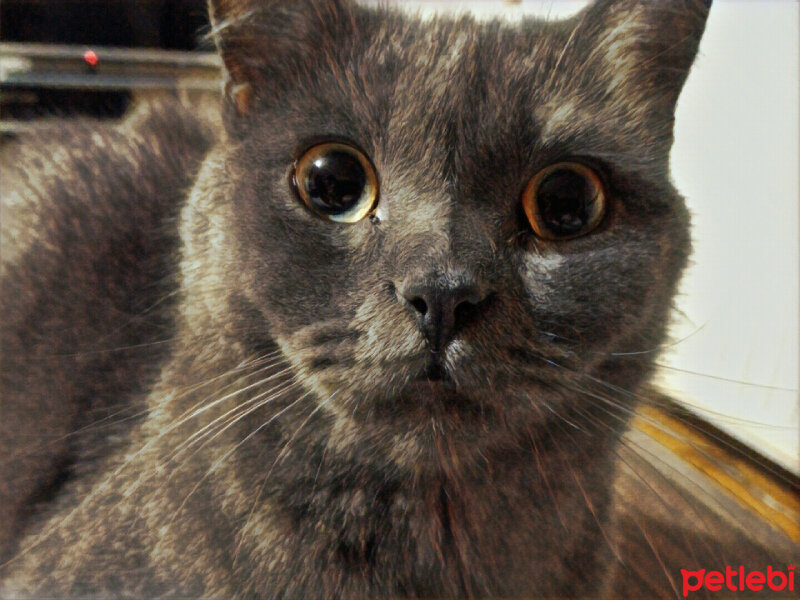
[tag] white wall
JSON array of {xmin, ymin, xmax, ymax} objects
[
  {"xmin": 382, "ymin": 0, "xmax": 800, "ymax": 473},
  {"xmin": 667, "ymin": 1, "xmax": 799, "ymax": 474}
]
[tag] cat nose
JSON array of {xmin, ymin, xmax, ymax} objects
[{"xmin": 399, "ymin": 274, "xmax": 489, "ymax": 352}]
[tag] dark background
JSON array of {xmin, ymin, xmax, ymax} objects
[{"xmin": 1, "ymin": 0, "xmax": 210, "ymax": 121}]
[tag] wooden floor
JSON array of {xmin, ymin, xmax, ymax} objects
[{"xmin": 607, "ymin": 394, "xmax": 799, "ymax": 598}]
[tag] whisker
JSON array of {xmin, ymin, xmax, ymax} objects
[
  {"xmin": 581, "ymin": 373, "xmax": 800, "ymax": 487},
  {"xmin": 540, "ymin": 415, "xmax": 621, "ymax": 562},
  {"xmin": 162, "ymin": 365, "xmax": 296, "ymax": 466},
  {"xmin": 5, "ymin": 352, "xmax": 288, "ymax": 566},
  {"xmin": 655, "ymin": 363, "xmax": 798, "ymax": 393},
  {"xmin": 567, "ymin": 382, "xmax": 799, "ymax": 543},
  {"xmin": 233, "ymin": 390, "xmax": 339, "ymax": 563},
  {"xmin": 526, "ymin": 427, "xmax": 568, "ymax": 530},
  {"xmin": 629, "ymin": 514, "xmax": 680, "ymax": 598},
  {"xmin": 610, "ymin": 322, "xmax": 707, "ymax": 356},
  {"xmin": 173, "ymin": 387, "xmax": 309, "ymax": 515},
  {"xmin": 562, "ymin": 394, "xmax": 748, "ymax": 568},
  {"xmin": 24, "ymin": 328, "xmax": 282, "ymax": 359},
  {"xmin": 13, "ymin": 353, "xmax": 284, "ymax": 458},
  {"xmin": 165, "ymin": 376, "xmax": 299, "ymax": 472}
]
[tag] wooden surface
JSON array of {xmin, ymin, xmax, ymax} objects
[{"xmin": 608, "ymin": 397, "xmax": 799, "ymax": 598}]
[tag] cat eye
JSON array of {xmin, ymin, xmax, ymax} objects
[
  {"xmin": 522, "ymin": 162, "xmax": 606, "ymax": 240},
  {"xmin": 292, "ymin": 142, "xmax": 379, "ymax": 223}
]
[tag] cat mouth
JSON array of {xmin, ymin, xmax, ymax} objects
[
  {"xmin": 392, "ymin": 356, "xmax": 485, "ymax": 418},
  {"xmin": 357, "ymin": 352, "xmax": 490, "ymax": 424},
  {"xmin": 379, "ymin": 373, "xmax": 491, "ymax": 429}
]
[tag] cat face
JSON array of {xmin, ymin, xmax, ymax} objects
[{"xmin": 190, "ymin": 0, "xmax": 708, "ymax": 462}]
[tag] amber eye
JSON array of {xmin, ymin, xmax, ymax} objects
[
  {"xmin": 522, "ymin": 162, "xmax": 606, "ymax": 240},
  {"xmin": 292, "ymin": 142, "xmax": 379, "ymax": 223}
]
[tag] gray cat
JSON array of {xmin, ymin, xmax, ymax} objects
[{"xmin": 1, "ymin": 0, "xmax": 790, "ymax": 597}]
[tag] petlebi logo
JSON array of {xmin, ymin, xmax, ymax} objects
[{"xmin": 681, "ymin": 564, "xmax": 795, "ymax": 597}]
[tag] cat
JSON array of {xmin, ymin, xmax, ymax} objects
[{"xmin": 1, "ymin": 0, "xmax": 794, "ymax": 597}]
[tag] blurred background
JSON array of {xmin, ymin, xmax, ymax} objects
[
  {"xmin": 1, "ymin": 0, "xmax": 797, "ymax": 475},
  {"xmin": 1, "ymin": 0, "xmax": 213, "ymax": 130}
]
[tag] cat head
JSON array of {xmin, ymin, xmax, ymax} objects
[{"xmin": 185, "ymin": 0, "xmax": 710, "ymax": 462}]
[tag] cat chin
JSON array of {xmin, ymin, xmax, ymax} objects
[
  {"xmin": 367, "ymin": 378, "xmax": 493, "ymax": 424},
  {"xmin": 320, "ymin": 374, "xmax": 562, "ymax": 467}
]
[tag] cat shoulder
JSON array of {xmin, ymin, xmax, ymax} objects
[{"xmin": 0, "ymin": 98, "xmax": 217, "ymax": 562}]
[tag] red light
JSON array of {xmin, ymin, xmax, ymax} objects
[{"xmin": 83, "ymin": 50, "xmax": 99, "ymax": 67}]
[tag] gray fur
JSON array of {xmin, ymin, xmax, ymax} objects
[{"xmin": 0, "ymin": 0, "xmax": 746, "ymax": 597}]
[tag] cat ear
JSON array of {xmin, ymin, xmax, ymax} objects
[
  {"xmin": 570, "ymin": 0, "xmax": 711, "ymax": 121},
  {"xmin": 207, "ymin": 0, "xmax": 359, "ymax": 118}
]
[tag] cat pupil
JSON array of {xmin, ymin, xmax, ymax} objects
[
  {"xmin": 305, "ymin": 151, "xmax": 367, "ymax": 214},
  {"xmin": 537, "ymin": 169, "xmax": 592, "ymax": 235}
]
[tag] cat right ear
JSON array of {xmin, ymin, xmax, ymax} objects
[{"xmin": 207, "ymin": 0, "xmax": 359, "ymax": 120}]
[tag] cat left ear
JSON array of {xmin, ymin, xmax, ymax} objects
[
  {"xmin": 573, "ymin": 0, "xmax": 711, "ymax": 116},
  {"xmin": 207, "ymin": 0, "xmax": 359, "ymax": 119}
]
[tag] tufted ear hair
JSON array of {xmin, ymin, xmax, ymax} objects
[
  {"xmin": 537, "ymin": 0, "xmax": 711, "ymax": 160},
  {"xmin": 207, "ymin": 0, "xmax": 360, "ymax": 120},
  {"xmin": 576, "ymin": 0, "xmax": 711, "ymax": 114}
]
